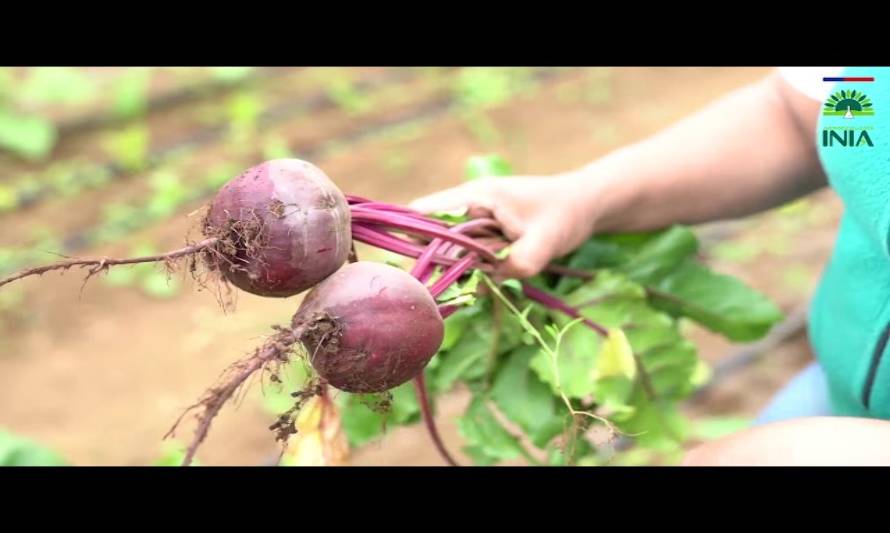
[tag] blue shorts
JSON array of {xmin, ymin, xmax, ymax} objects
[{"xmin": 753, "ymin": 362, "xmax": 834, "ymax": 425}]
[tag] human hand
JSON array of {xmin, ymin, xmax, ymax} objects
[{"xmin": 410, "ymin": 172, "xmax": 600, "ymax": 279}]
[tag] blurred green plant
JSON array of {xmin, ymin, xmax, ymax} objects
[
  {"xmin": 210, "ymin": 67, "xmax": 254, "ymax": 84},
  {"xmin": 146, "ymin": 171, "xmax": 188, "ymax": 219},
  {"xmin": 262, "ymin": 134, "xmax": 293, "ymax": 160},
  {"xmin": 454, "ymin": 68, "xmax": 534, "ymax": 109},
  {"xmin": 338, "ymin": 383, "xmax": 421, "ymax": 447},
  {"xmin": 0, "ymin": 429, "xmax": 211, "ymax": 466},
  {"xmin": 154, "ymin": 439, "xmax": 200, "ymax": 466},
  {"xmin": 0, "ymin": 183, "xmax": 16, "ymax": 212},
  {"xmin": 225, "ymin": 90, "xmax": 263, "ymax": 148},
  {"xmin": 326, "ymin": 76, "xmax": 371, "ymax": 115},
  {"xmin": 112, "ymin": 68, "xmax": 152, "ymax": 119},
  {"xmin": 101, "ymin": 243, "xmax": 181, "ymax": 299},
  {"xmin": 261, "ymin": 357, "xmax": 313, "ymax": 415},
  {"xmin": 690, "ymin": 416, "xmax": 752, "ymax": 441},
  {"xmin": 0, "ymin": 68, "xmax": 144, "ymax": 159},
  {"xmin": 103, "ymin": 124, "xmax": 150, "ymax": 171},
  {"xmin": 604, "ymin": 447, "xmax": 660, "ymax": 466},
  {"xmin": 0, "ymin": 110, "xmax": 57, "ymax": 160},
  {"xmin": 20, "ymin": 67, "xmax": 97, "ymax": 106},
  {"xmin": 226, "ymin": 90, "xmax": 262, "ymax": 128},
  {"xmin": 0, "ymin": 68, "xmax": 11, "ymax": 102},
  {"xmin": 0, "ymin": 159, "xmax": 255, "ymax": 279},
  {"xmin": 261, "ymin": 356, "xmax": 422, "ymax": 449},
  {"xmin": 452, "ymin": 68, "xmax": 541, "ymax": 146},
  {"xmin": 0, "ymin": 428, "xmax": 67, "ymax": 466},
  {"xmin": 0, "ymin": 160, "xmax": 116, "ymax": 215},
  {"xmin": 465, "ymin": 153, "xmax": 513, "ymax": 180},
  {"xmin": 204, "ymin": 162, "xmax": 243, "ymax": 189},
  {"xmin": 95, "ymin": 202, "xmax": 144, "ymax": 243},
  {"xmin": 0, "ymin": 232, "xmax": 68, "ymax": 279}
]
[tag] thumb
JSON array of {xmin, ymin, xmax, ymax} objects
[
  {"xmin": 409, "ymin": 187, "xmax": 473, "ymax": 214},
  {"xmin": 410, "ymin": 181, "xmax": 496, "ymax": 214},
  {"xmin": 496, "ymin": 224, "xmax": 557, "ymax": 280}
]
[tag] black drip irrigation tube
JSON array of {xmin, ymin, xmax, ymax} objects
[{"xmin": 694, "ymin": 301, "xmax": 810, "ymax": 397}]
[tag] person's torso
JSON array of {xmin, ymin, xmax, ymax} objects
[{"xmin": 809, "ymin": 66, "xmax": 890, "ymax": 417}]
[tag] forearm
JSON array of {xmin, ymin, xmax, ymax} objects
[
  {"xmin": 567, "ymin": 73, "xmax": 827, "ymax": 234},
  {"xmin": 683, "ymin": 417, "xmax": 890, "ymax": 466}
]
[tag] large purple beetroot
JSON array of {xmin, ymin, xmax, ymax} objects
[
  {"xmin": 204, "ymin": 159, "xmax": 351, "ymax": 297},
  {"xmin": 294, "ymin": 261, "xmax": 445, "ymax": 393}
]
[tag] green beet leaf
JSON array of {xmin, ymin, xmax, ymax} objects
[
  {"xmin": 644, "ymin": 258, "xmax": 784, "ymax": 342},
  {"xmin": 338, "ymin": 382, "xmax": 420, "ymax": 447},
  {"xmin": 457, "ymin": 397, "xmax": 527, "ymax": 464},
  {"xmin": 490, "ymin": 345, "xmax": 565, "ymax": 449}
]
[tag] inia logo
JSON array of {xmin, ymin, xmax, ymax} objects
[
  {"xmin": 822, "ymin": 129, "xmax": 874, "ymax": 147},
  {"xmin": 821, "ymin": 78, "xmax": 876, "ymax": 148}
]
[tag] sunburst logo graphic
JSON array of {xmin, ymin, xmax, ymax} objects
[{"xmin": 823, "ymin": 89, "xmax": 874, "ymax": 118}]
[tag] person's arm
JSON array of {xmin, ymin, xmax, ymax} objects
[
  {"xmin": 682, "ymin": 417, "xmax": 890, "ymax": 466},
  {"xmin": 579, "ymin": 70, "xmax": 826, "ymax": 232},
  {"xmin": 411, "ymin": 70, "xmax": 827, "ymax": 279}
]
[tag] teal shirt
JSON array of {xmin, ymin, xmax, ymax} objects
[{"xmin": 809, "ymin": 66, "xmax": 890, "ymax": 418}]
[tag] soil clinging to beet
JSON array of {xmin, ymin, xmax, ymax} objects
[
  {"xmin": 203, "ymin": 159, "xmax": 352, "ymax": 298},
  {"xmin": 294, "ymin": 262, "xmax": 445, "ymax": 393}
]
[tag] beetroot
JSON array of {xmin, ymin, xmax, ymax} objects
[
  {"xmin": 204, "ymin": 159, "xmax": 351, "ymax": 297},
  {"xmin": 294, "ymin": 261, "xmax": 445, "ymax": 393}
]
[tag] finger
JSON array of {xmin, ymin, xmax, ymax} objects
[
  {"xmin": 467, "ymin": 205, "xmax": 494, "ymax": 220},
  {"xmin": 495, "ymin": 224, "xmax": 556, "ymax": 280},
  {"xmin": 410, "ymin": 179, "xmax": 500, "ymax": 214},
  {"xmin": 409, "ymin": 186, "xmax": 477, "ymax": 214}
]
